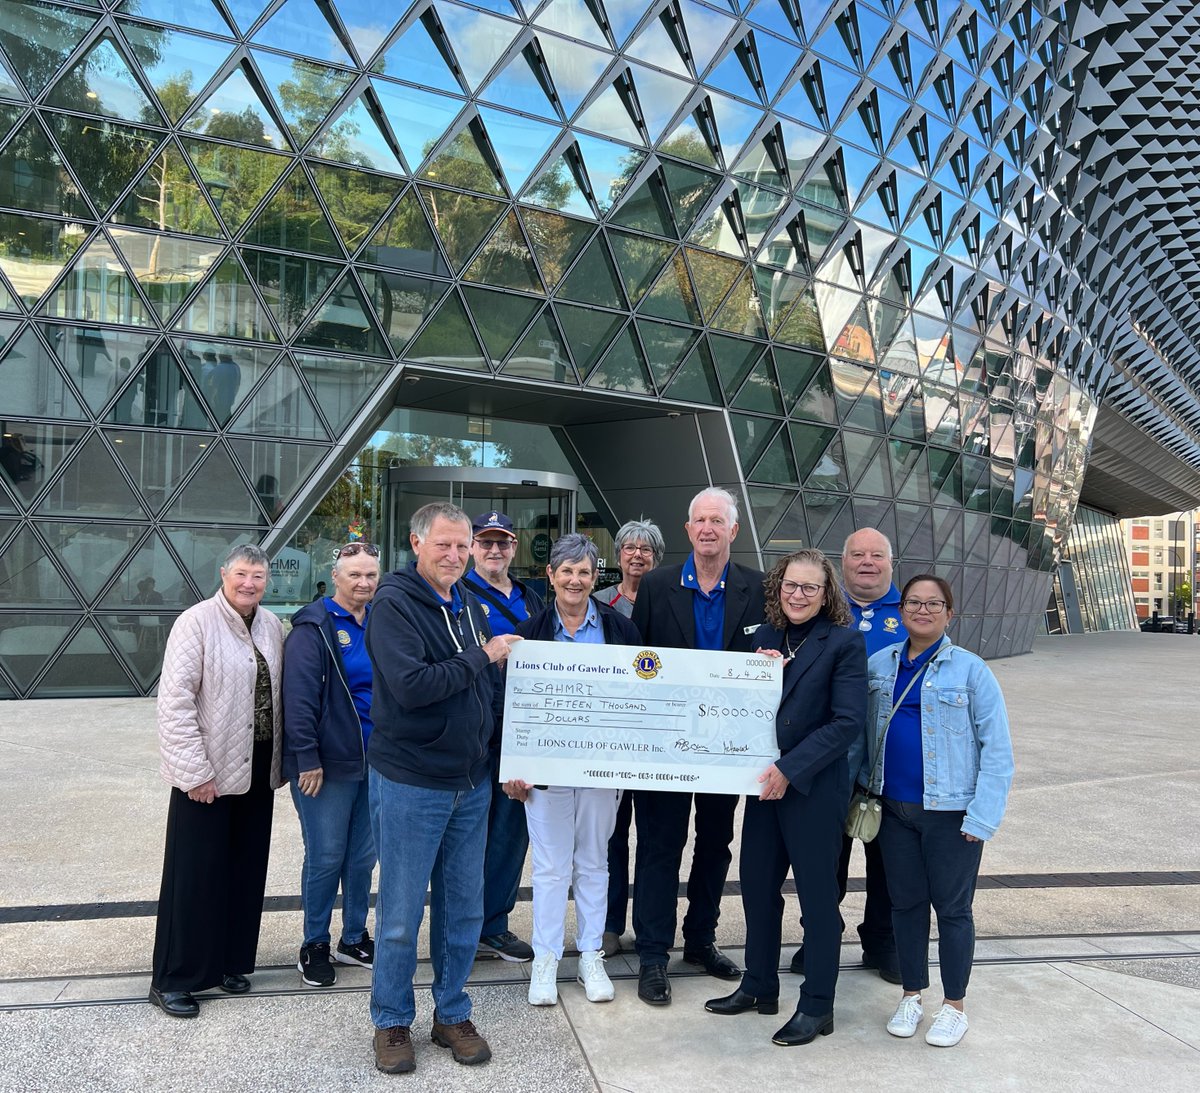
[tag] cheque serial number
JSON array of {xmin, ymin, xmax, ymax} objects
[{"xmin": 697, "ymin": 704, "xmax": 774, "ymax": 720}]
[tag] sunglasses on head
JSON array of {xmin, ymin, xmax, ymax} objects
[{"xmin": 334, "ymin": 542, "xmax": 380, "ymax": 559}]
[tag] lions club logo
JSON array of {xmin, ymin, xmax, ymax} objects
[
  {"xmin": 336, "ymin": 629, "xmax": 351, "ymax": 646},
  {"xmin": 883, "ymin": 617, "xmax": 900, "ymax": 633},
  {"xmin": 634, "ymin": 650, "xmax": 662, "ymax": 679}
]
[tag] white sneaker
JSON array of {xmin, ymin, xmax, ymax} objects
[
  {"xmin": 886, "ymin": 994, "xmax": 923, "ymax": 1038},
  {"xmin": 528, "ymin": 954, "xmax": 558, "ymax": 1006},
  {"xmin": 577, "ymin": 950, "xmax": 615, "ymax": 1003},
  {"xmin": 925, "ymin": 1003, "xmax": 968, "ymax": 1047}
]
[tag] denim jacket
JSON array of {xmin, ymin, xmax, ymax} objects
[{"xmin": 851, "ymin": 638, "xmax": 1014, "ymax": 840}]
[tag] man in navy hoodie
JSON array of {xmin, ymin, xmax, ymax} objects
[{"xmin": 365, "ymin": 502, "xmax": 520, "ymax": 1075}]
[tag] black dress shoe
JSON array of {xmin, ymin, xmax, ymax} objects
[
  {"xmin": 789, "ymin": 946, "xmax": 805, "ymax": 975},
  {"xmin": 772, "ymin": 1009, "xmax": 834, "ymax": 1046},
  {"xmin": 637, "ymin": 964, "xmax": 672, "ymax": 1006},
  {"xmin": 862, "ymin": 951, "xmax": 902, "ymax": 985},
  {"xmin": 148, "ymin": 987, "xmax": 199, "ymax": 1019},
  {"xmin": 682, "ymin": 943, "xmax": 741, "ymax": 980},
  {"xmin": 705, "ymin": 987, "xmax": 779, "ymax": 1016},
  {"xmin": 219, "ymin": 974, "xmax": 251, "ymax": 994}
]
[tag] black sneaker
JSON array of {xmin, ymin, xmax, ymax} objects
[
  {"xmin": 298, "ymin": 942, "xmax": 336, "ymax": 987},
  {"xmin": 335, "ymin": 934, "xmax": 375, "ymax": 968},
  {"xmin": 476, "ymin": 930, "xmax": 533, "ymax": 962}
]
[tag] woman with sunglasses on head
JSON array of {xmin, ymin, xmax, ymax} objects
[
  {"xmin": 283, "ymin": 541, "xmax": 382, "ymax": 989},
  {"xmin": 855, "ymin": 574, "xmax": 1014, "ymax": 1048},
  {"xmin": 706, "ymin": 549, "xmax": 866, "ymax": 1048}
]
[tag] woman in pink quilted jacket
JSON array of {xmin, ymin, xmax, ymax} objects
[{"xmin": 148, "ymin": 544, "xmax": 283, "ymax": 1019}]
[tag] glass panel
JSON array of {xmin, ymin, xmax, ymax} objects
[
  {"xmin": 707, "ymin": 91, "xmax": 762, "ymax": 162},
  {"xmin": 0, "ymin": 523, "xmax": 79, "ymax": 604},
  {"xmin": 185, "ymin": 61, "xmax": 291, "ymax": 150},
  {"xmin": 229, "ymin": 357, "xmax": 326, "ymax": 440},
  {"xmin": 39, "ymin": 232, "xmax": 153, "ymax": 327},
  {"xmin": 731, "ymin": 354, "xmax": 783, "ymax": 413},
  {"xmin": 402, "ymin": 289, "xmax": 487, "ymax": 370},
  {"xmin": 162, "ymin": 440, "xmax": 261, "ymax": 523},
  {"xmin": 417, "ymin": 185, "xmax": 506, "ymax": 271},
  {"xmin": 750, "ymin": 428, "xmax": 798, "ymax": 487},
  {"xmin": 627, "ymin": 16, "xmax": 689, "ymax": 76},
  {"xmin": 0, "ymin": 420, "xmax": 87, "ymax": 508},
  {"xmin": 503, "ymin": 307, "xmax": 577, "ymax": 383},
  {"xmin": 38, "ymin": 520, "xmax": 139, "ymax": 602},
  {"xmin": 309, "ymin": 163, "xmax": 395, "ymax": 256},
  {"xmin": 610, "ymin": 173, "xmax": 675, "ymax": 238},
  {"xmin": 28, "ymin": 619, "xmax": 133, "ymax": 695},
  {"xmin": 708, "ymin": 332, "xmax": 762, "ymax": 397},
  {"xmin": 242, "ymin": 166, "xmax": 342, "ymax": 257},
  {"xmin": 312, "ymin": 89, "xmax": 405, "ymax": 174},
  {"xmin": 358, "ymin": 269, "xmax": 450, "ymax": 353},
  {"xmin": 293, "ymin": 271, "xmax": 388, "ymax": 356},
  {"xmin": 252, "ymin": 50, "xmax": 355, "ymax": 146},
  {"xmin": 586, "ymin": 324, "xmax": 652, "ymax": 393},
  {"xmin": 178, "ymin": 137, "xmax": 291, "ymax": 233},
  {"xmin": 520, "ymin": 208, "xmax": 591, "ymax": 290},
  {"xmin": 730, "ymin": 412, "xmax": 776, "ymax": 474},
  {"xmin": 361, "ymin": 189, "xmax": 450, "ymax": 276},
  {"xmin": 710, "ymin": 269, "xmax": 766, "ymax": 337},
  {"xmin": 227, "ymin": 436, "xmax": 328, "ymax": 518},
  {"xmin": 251, "ymin": 0, "xmax": 352, "ymax": 66},
  {"xmin": 373, "ymin": 79, "xmax": 465, "ymax": 174},
  {"xmin": 120, "ymin": 18, "xmax": 231, "ymax": 123},
  {"xmin": 117, "ymin": 0, "xmax": 235, "ymax": 38},
  {"xmin": 105, "ymin": 427, "xmax": 207, "ymax": 513},
  {"xmin": 35, "ymin": 429, "xmax": 147, "ymax": 518},
  {"xmin": 639, "ymin": 252, "xmax": 701, "ymax": 324},
  {"xmin": 627, "ymin": 63, "xmax": 692, "ymax": 142},
  {"xmin": 293, "ymin": 350, "xmax": 392, "ymax": 434},
  {"xmin": 521, "ymin": 150, "xmax": 595, "ymax": 218},
  {"xmin": 46, "ymin": 323, "xmax": 157, "ymax": 417},
  {"xmin": 661, "ymin": 160, "xmax": 723, "ymax": 237},
  {"xmin": 685, "ymin": 247, "xmax": 742, "ymax": 319},
  {"xmin": 0, "ymin": 325, "xmax": 86, "ymax": 420},
  {"xmin": 664, "ymin": 338, "xmax": 722, "ymax": 404},
  {"xmin": 552, "ymin": 302, "xmax": 623, "ymax": 373},
  {"xmin": 376, "ymin": 15, "xmax": 460, "ymax": 92},
  {"xmin": 45, "ymin": 33, "xmax": 160, "ymax": 123},
  {"xmin": 537, "ymin": 33, "xmax": 612, "ymax": 116},
  {"xmin": 608, "ymin": 231, "xmax": 674, "ymax": 304},
  {"xmin": 556, "ymin": 234, "xmax": 624, "ymax": 307},
  {"xmin": 108, "ymin": 229, "xmax": 223, "ymax": 322},
  {"xmin": 163, "ymin": 524, "xmax": 260, "ymax": 593},
  {"xmin": 172, "ymin": 251, "xmax": 279, "ymax": 342},
  {"xmin": 572, "ymin": 132, "xmax": 644, "ymax": 213},
  {"xmin": 463, "ymin": 211, "xmax": 545, "ymax": 293},
  {"xmin": 637, "ymin": 318, "xmax": 697, "ymax": 391},
  {"xmin": 789, "ymin": 421, "xmax": 838, "ymax": 480},
  {"xmin": 419, "ymin": 119, "xmax": 505, "ymax": 197},
  {"xmin": 0, "ymin": 0, "xmax": 98, "ymax": 96},
  {"xmin": 431, "ymin": 1, "xmax": 519, "ymax": 91},
  {"xmin": 575, "ymin": 83, "xmax": 641, "ymax": 145},
  {"xmin": 461, "ymin": 285, "xmax": 540, "ymax": 364},
  {"xmin": 111, "ymin": 141, "xmax": 224, "ymax": 237},
  {"xmin": 0, "ymin": 611, "xmax": 80, "ymax": 691},
  {"xmin": 0, "ymin": 114, "xmax": 83, "ymax": 219},
  {"xmin": 477, "ymin": 105, "xmax": 559, "ymax": 193},
  {"xmin": 479, "ymin": 48, "xmax": 559, "ymax": 121}
]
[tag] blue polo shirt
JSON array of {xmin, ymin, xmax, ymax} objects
[
  {"xmin": 553, "ymin": 599, "xmax": 604, "ymax": 644},
  {"xmin": 464, "ymin": 568, "xmax": 531, "ymax": 637},
  {"xmin": 323, "ymin": 598, "xmax": 374, "ymax": 744},
  {"xmin": 847, "ymin": 582, "xmax": 907, "ymax": 656},
  {"xmin": 681, "ymin": 555, "xmax": 728, "ymax": 651},
  {"xmin": 881, "ymin": 639, "xmax": 942, "ymax": 802}
]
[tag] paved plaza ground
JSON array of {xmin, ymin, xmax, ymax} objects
[{"xmin": 0, "ymin": 632, "xmax": 1197, "ymax": 1091}]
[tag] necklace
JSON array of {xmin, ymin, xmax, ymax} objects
[{"xmin": 784, "ymin": 631, "xmax": 809, "ymax": 658}]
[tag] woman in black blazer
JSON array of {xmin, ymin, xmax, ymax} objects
[{"xmin": 705, "ymin": 548, "xmax": 867, "ymax": 1047}]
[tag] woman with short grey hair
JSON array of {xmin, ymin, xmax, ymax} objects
[{"xmin": 593, "ymin": 518, "xmax": 664, "ymax": 619}]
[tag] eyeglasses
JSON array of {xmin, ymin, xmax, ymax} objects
[
  {"xmin": 902, "ymin": 598, "xmax": 947, "ymax": 614},
  {"xmin": 780, "ymin": 580, "xmax": 824, "ymax": 597},
  {"xmin": 334, "ymin": 542, "xmax": 379, "ymax": 559},
  {"xmin": 620, "ymin": 543, "xmax": 654, "ymax": 555},
  {"xmin": 474, "ymin": 537, "xmax": 515, "ymax": 552}
]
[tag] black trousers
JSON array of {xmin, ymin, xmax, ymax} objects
[
  {"xmin": 151, "ymin": 738, "xmax": 275, "ymax": 993},
  {"xmin": 836, "ymin": 829, "xmax": 896, "ymax": 956},
  {"xmin": 605, "ymin": 789, "xmax": 635, "ymax": 935},
  {"xmin": 742, "ymin": 759, "xmax": 847, "ymax": 1015},
  {"xmin": 631, "ymin": 790, "xmax": 738, "ymax": 965}
]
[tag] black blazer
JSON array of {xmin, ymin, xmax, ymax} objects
[
  {"xmin": 753, "ymin": 617, "xmax": 867, "ymax": 796},
  {"xmin": 631, "ymin": 560, "xmax": 766, "ymax": 653},
  {"xmin": 516, "ymin": 601, "xmax": 642, "ymax": 647}
]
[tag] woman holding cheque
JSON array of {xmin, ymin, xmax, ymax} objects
[
  {"xmin": 706, "ymin": 548, "xmax": 866, "ymax": 1048},
  {"xmin": 502, "ymin": 533, "xmax": 641, "ymax": 1006}
]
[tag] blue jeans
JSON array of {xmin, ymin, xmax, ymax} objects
[
  {"xmin": 369, "ymin": 769, "xmax": 490, "ymax": 1029},
  {"xmin": 290, "ymin": 778, "xmax": 376, "ymax": 947},
  {"xmin": 481, "ymin": 752, "xmax": 529, "ymax": 937}
]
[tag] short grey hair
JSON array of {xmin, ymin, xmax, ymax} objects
[
  {"xmin": 615, "ymin": 518, "xmax": 665, "ymax": 565},
  {"xmin": 842, "ymin": 529, "xmax": 894, "ymax": 559},
  {"xmin": 548, "ymin": 533, "xmax": 599, "ymax": 573},
  {"xmin": 411, "ymin": 501, "xmax": 470, "ymax": 542},
  {"xmin": 222, "ymin": 543, "xmax": 269, "ymax": 570},
  {"xmin": 688, "ymin": 486, "xmax": 739, "ymax": 525}
]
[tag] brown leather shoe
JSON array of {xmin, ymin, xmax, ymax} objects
[
  {"xmin": 374, "ymin": 1026, "xmax": 415, "ymax": 1073},
  {"xmin": 431, "ymin": 1018, "xmax": 492, "ymax": 1065}
]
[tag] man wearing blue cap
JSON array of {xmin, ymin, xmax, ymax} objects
[{"xmin": 466, "ymin": 511, "xmax": 543, "ymax": 962}]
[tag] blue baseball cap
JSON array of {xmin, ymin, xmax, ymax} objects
[{"xmin": 472, "ymin": 511, "xmax": 516, "ymax": 538}]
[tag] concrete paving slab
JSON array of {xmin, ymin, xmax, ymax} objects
[
  {"xmin": 1053, "ymin": 961, "xmax": 1200, "ymax": 1051},
  {"xmin": 1077, "ymin": 957, "xmax": 1200, "ymax": 991}
]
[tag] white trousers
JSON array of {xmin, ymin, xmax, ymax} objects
[{"xmin": 524, "ymin": 786, "xmax": 621, "ymax": 959}]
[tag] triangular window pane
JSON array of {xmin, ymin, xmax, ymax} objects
[
  {"xmin": 710, "ymin": 269, "xmax": 767, "ymax": 337},
  {"xmin": 637, "ymin": 319, "xmax": 698, "ymax": 391},
  {"xmin": 373, "ymin": 79, "xmax": 465, "ymax": 175},
  {"xmin": 35, "ymin": 431, "xmax": 146, "ymax": 519},
  {"xmin": 377, "ymin": 17, "xmax": 461, "ymax": 93},
  {"xmin": 96, "ymin": 529, "xmax": 194, "ymax": 610},
  {"xmin": 228, "ymin": 438, "xmax": 328, "ymax": 523},
  {"xmin": 121, "ymin": 20, "xmax": 231, "ymax": 124},
  {"xmin": 39, "ymin": 521, "xmax": 139, "ymax": 604},
  {"xmin": 462, "ymin": 285, "xmax": 541, "ymax": 365},
  {"xmin": 230, "ymin": 358, "xmax": 328, "ymax": 440},
  {"xmin": 611, "ymin": 173, "xmax": 676, "ymax": 238},
  {"xmin": 627, "ymin": 63, "xmax": 692, "ymax": 142},
  {"xmin": 537, "ymin": 33, "xmax": 612, "ymax": 116},
  {"xmin": 639, "ymin": 253, "xmax": 701, "ymax": 324},
  {"xmin": 553, "ymin": 302, "xmax": 624, "ymax": 374},
  {"xmin": 172, "ymin": 252, "xmax": 278, "ymax": 342},
  {"xmin": 730, "ymin": 413, "xmax": 778, "ymax": 475},
  {"xmin": 773, "ymin": 346, "xmax": 823, "ymax": 404},
  {"xmin": 431, "ymin": 1, "xmax": 519, "ymax": 91},
  {"xmin": 749, "ymin": 427, "xmax": 798, "ymax": 487},
  {"xmin": 0, "ymin": 0, "xmax": 98, "ymax": 96},
  {"xmin": 677, "ymin": 0, "xmax": 736, "ymax": 70},
  {"xmin": 477, "ymin": 105, "xmax": 559, "ymax": 193},
  {"xmin": 464, "ymin": 212, "xmax": 545, "ymax": 294},
  {"xmin": 793, "ymin": 363, "xmax": 838, "ymax": 424},
  {"xmin": 116, "ymin": 0, "xmax": 234, "ymax": 36},
  {"xmin": 242, "ymin": 165, "xmax": 343, "ymax": 257},
  {"xmin": 402, "ymin": 290, "xmax": 487, "ymax": 371},
  {"xmin": 608, "ymin": 231, "xmax": 675, "ymax": 304},
  {"xmin": 661, "ymin": 161, "xmax": 723, "ymax": 237},
  {"xmin": 572, "ymin": 132, "xmax": 646, "ymax": 214},
  {"xmin": 533, "ymin": 0, "xmax": 605, "ymax": 41},
  {"xmin": 417, "ymin": 186, "xmax": 506, "ymax": 272},
  {"xmin": 163, "ymin": 525, "xmax": 260, "ymax": 598},
  {"xmin": 0, "ymin": 326, "xmax": 86, "ymax": 421},
  {"xmin": 0, "ymin": 116, "xmax": 78, "ymax": 218},
  {"xmin": 172, "ymin": 339, "xmax": 276, "ymax": 426},
  {"xmin": 46, "ymin": 324, "xmax": 157, "ymax": 418},
  {"xmin": 108, "ymin": 230, "xmax": 222, "ymax": 324},
  {"xmin": 842, "ymin": 431, "xmax": 889, "ymax": 495},
  {"xmin": 685, "ymin": 248, "xmax": 743, "ymax": 320},
  {"xmin": 0, "ymin": 59, "xmax": 23, "ymax": 104},
  {"xmin": 664, "ymin": 339, "xmax": 722, "ymax": 405},
  {"xmin": 312, "ymin": 90, "xmax": 405, "ymax": 174},
  {"xmin": 251, "ymin": 50, "xmax": 355, "ymax": 146},
  {"xmin": 587, "ymin": 324, "xmax": 653, "ymax": 393},
  {"xmin": 480, "ymin": 50, "xmax": 559, "ymax": 121},
  {"xmin": 252, "ymin": 0, "xmax": 352, "ymax": 65},
  {"xmin": 708, "ymin": 332, "xmax": 763, "ymax": 397},
  {"xmin": 39, "ymin": 233, "xmax": 153, "ymax": 327},
  {"xmin": 504, "ymin": 308, "xmax": 578, "ymax": 384},
  {"xmin": 310, "ymin": 163, "xmax": 394, "ymax": 256},
  {"xmin": 557, "ymin": 235, "xmax": 624, "ymax": 308},
  {"xmin": 184, "ymin": 62, "xmax": 291, "ymax": 150},
  {"xmin": 0, "ymin": 527, "xmax": 77, "ymax": 607},
  {"xmin": 894, "ymin": 444, "xmax": 931, "ymax": 503},
  {"xmin": 0, "ymin": 421, "xmax": 87, "ymax": 509},
  {"xmin": 787, "ymin": 423, "xmax": 836, "ymax": 483},
  {"xmin": 706, "ymin": 44, "xmax": 761, "ymax": 104},
  {"xmin": 51, "ymin": 115, "xmax": 162, "ymax": 219},
  {"xmin": 707, "ymin": 91, "xmax": 762, "ymax": 162},
  {"xmin": 361, "ymin": 191, "xmax": 450, "ymax": 276},
  {"xmin": 0, "ymin": 612, "xmax": 84, "ymax": 692},
  {"xmin": 419, "ymin": 119, "xmax": 505, "ymax": 196},
  {"xmin": 358, "ymin": 269, "xmax": 451, "ymax": 353},
  {"xmin": 46, "ymin": 33, "xmax": 160, "ymax": 123},
  {"xmin": 105, "ymin": 427, "xmax": 208, "ymax": 515},
  {"xmin": 748, "ymin": 486, "xmax": 797, "ymax": 546},
  {"xmin": 627, "ymin": 17, "xmax": 689, "ymax": 77},
  {"xmin": 521, "ymin": 208, "xmax": 592, "ymax": 291},
  {"xmin": 294, "ymin": 272, "xmax": 388, "ymax": 357},
  {"xmin": 575, "ymin": 84, "xmax": 641, "ymax": 144},
  {"xmin": 774, "ymin": 287, "xmax": 824, "ymax": 350},
  {"xmin": 163, "ymin": 441, "xmax": 262, "ymax": 523},
  {"xmin": 294, "ymin": 351, "xmax": 393, "ymax": 434},
  {"xmin": 832, "ymin": 301, "xmax": 877, "ymax": 364},
  {"xmin": 222, "ymin": 0, "xmax": 273, "ymax": 34},
  {"xmin": 731, "ymin": 355, "xmax": 784, "ymax": 414},
  {"xmin": 523, "ymin": 146, "xmax": 596, "ymax": 218},
  {"xmin": 178, "ymin": 137, "xmax": 291, "ymax": 233},
  {"xmin": 112, "ymin": 142, "xmax": 224, "ymax": 237}
]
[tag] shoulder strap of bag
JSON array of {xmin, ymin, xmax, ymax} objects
[
  {"xmin": 866, "ymin": 642, "xmax": 943, "ymax": 793},
  {"xmin": 468, "ymin": 580, "xmax": 524, "ymax": 630}
]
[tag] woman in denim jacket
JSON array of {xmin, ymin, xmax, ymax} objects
[{"xmin": 853, "ymin": 574, "xmax": 1013, "ymax": 1049}]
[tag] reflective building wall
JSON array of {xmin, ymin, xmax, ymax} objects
[{"xmin": 2, "ymin": 0, "xmax": 1199, "ymax": 696}]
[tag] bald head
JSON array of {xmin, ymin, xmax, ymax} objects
[{"xmin": 842, "ymin": 528, "xmax": 894, "ymax": 605}]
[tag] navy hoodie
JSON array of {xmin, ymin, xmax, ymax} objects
[{"xmin": 365, "ymin": 562, "xmax": 502, "ymax": 790}]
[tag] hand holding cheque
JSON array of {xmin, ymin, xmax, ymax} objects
[{"xmin": 500, "ymin": 640, "xmax": 782, "ymax": 795}]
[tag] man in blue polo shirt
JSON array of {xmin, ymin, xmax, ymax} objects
[{"xmin": 466, "ymin": 511, "xmax": 544, "ymax": 963}]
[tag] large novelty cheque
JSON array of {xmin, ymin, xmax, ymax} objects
[{"xmin": 500, "ymin": 640, "xmax": 783, "ymax": 795}]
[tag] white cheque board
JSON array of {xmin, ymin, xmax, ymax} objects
[{"xmin": 500, "ymin": 640, "xmax": 782, "ymax": 795}]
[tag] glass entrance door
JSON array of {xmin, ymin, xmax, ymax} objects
[{"xmin": 383, "ymin": 467, "xmax": 578, "ymax": 598}]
